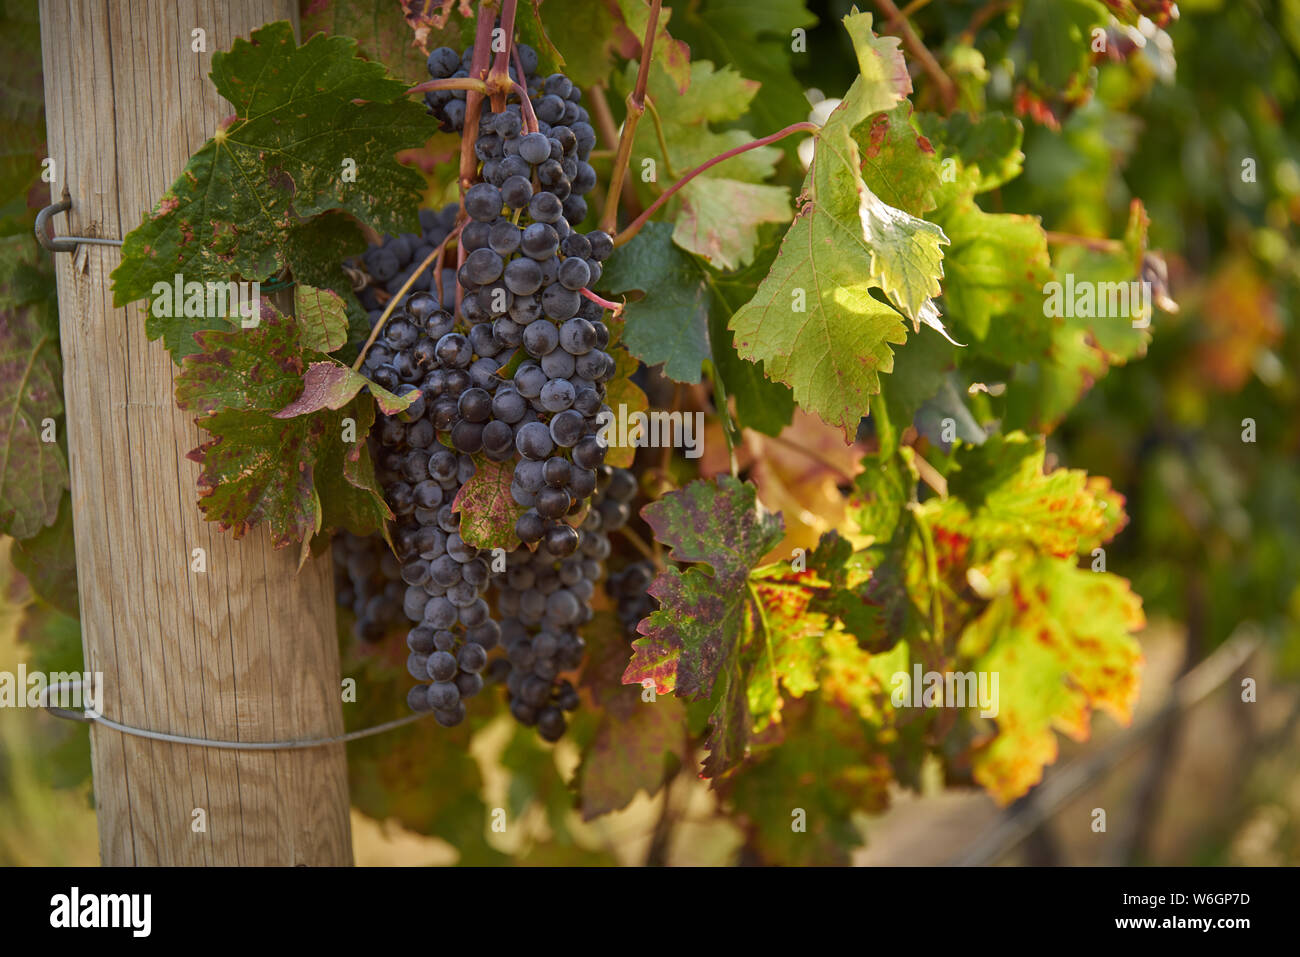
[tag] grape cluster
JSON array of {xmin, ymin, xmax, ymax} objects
[
  {"xmin": 488, "ymin": 465, "xmax": 638, "ymax": 740},
  {"xmin": 332, "ymin": 531, "xmax": 408, "ymax": 643},
  {"xmin": 606, "ymin": 560, "xmax": 656, "ymax": 636},
  {"xmin": 359, "ymin": 289, "xmax": 501, "ymax": 728},
  {"xmin": 333, "ymin": 40, "xmax": 633, "ymax": 740},
  {"xmin": 358, "ymin": 204, "xmax": 460, "ymax": 317},
  {"xmin": 423, "ymin": 42, "xmax": 600, "ymax": 220}
]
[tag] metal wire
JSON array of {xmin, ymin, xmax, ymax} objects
[{"xmin": 41, "ymin": 679, "xmax": 432, "ymax": 750}]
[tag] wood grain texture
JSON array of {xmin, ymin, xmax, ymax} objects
[{"xmin": 38, "ymin": 0, "xmax": 353, "ymax": 865}]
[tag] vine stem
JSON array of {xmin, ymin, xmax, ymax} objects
[
  {"xmin": 405, "ymin": 77, "xmax": 489, "ymax": 97},
  {"xmin": 599, "ymin": 0, "xmax": 663, "ymax": 235},
  {"xmin": 960, "ymin": 0, "xmax": 1013, "ymax": 44},
  {"xmin": 579, "ymin": 286, "xmax": 623, "ymax": 314},
  {"xmin": 459, "ymin": 8, "xmax": 497, "ymax": 196},
  {"xmin": 613, "ymin": 122, "xmax": 819, "ymax": 248},
  {"xmin": 1045, "ymin": 230, "xmax": 1125, "ymax": 254},
  {"xmin": 873, "ymin": 0, "xmax": 957, "ymax": 112},
  {"xmin": 617, "ymin": 525, "xmax": 659, "ymax": 566},
  {"xmin": 908, "ymin": 502, "xmax": 945, "ymax": 644},
  {"xmin": 644, "ymin": 96, "xmax": 677, "ymax": 179},
  {"xmin": 352, "ymin": 220, "xmax": 464, "ymax": 373},
  {"xmin": 510, "ymin": 80, "xmax": 540, "ymax": 133},
  {"xmin": 489, "ymin": 0, "xmax": 519, "ymax": 113},
  {"xmin": 764, "ymin": 432, "xmax": 857, "ymax": 486}
]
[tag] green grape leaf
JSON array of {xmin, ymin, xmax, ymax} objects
[
  {"xmin": 0, "ymin": 237, "xmax": 67, "ymax": 538},
  {"xmin": 729, "ymin": 12, "xmax": 949, "ymax": 437},
  {"xmin": 283, "ymin": 210, "xmax": 370, "ymax": 339},
  {"xmin": 1018, "ymin": 0, "xmax": 1110, "ymax": 91},
  {"xmin": 704, "ymin": 231, "xmax": 795, "ymax": 437},
  {"xmin": 0, "ymin": 1, "xmax": 45, "ymax": 237},
  {"xmin": 726, "ymin": 699, "xmax": 891, "ymax": 864},
  {"xmin": 858, "ymin": 184, "xmax": 949, "ymax": 323},
  {"xmin": 293, "ymin": 285, "xmax": 351, "ymax": 354},
  {"xmin": 315, "ymin": 397, "xmax": 391, "ymax": 537},
  {"xmin": 675, "ymin": 178, "xmax": 791, "ymax": 271},
  {"xmin": 958, "ymin": 553, "xmax": 1145, "ymax": 804},
  {"xmin": 673, "ymin": 0, "xmax": 819, "ymax": 148},
  {"xmin": 452, "ymin": 456, "xmax": 525, "ymax": 551},
  {"xmin": 874, "ymin": 329, "xmax": 957, "ymax": 457},
  {"xmin": 111, "ymin": 20, "xmax": 432, "ymax": 360},
  {"xmin": 937, "ymin": 198, "xmax": 1054, "ymax": 363},
  {"xmin": 624, "ymin": 477, "xmax": 785, "ymax": 776},
  {"xmin": 916, "ymin": 110, "xmax": 1025, "ymax": 198},
  {"xmin": 272, "ymin": 360, "xmax": 412, "ymax": 418},
  {"xmin": 599, "ymin": 222, "xmax": 710, "ymax": 383},
  {"xmin": 600, "ymin": 223, "xmax": 793, "ymax": 433},
  {"xmin": 536, "ymin": 0, "xmax": 617, "ymax": 87},
  {"xmin": 624, "ymin": 59, "xmax": 789, "ymax": 269},
  {"xmin": 613, "ymin": 0, "xmax": 692, "ymax": 93}
]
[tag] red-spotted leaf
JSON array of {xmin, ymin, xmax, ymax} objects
[
  {"xmin": 931, "ymin": 432, "xmax": 1127, "ymax": 559},
  {"xmin": 958, "ymin": 553, "xmax": 1145, "ymax": 804},
  {"xmin": 452, "ymin": 456, "xmax": 525, "ymax": 551},
  {"xmin": 273, "ymin": 360, "xmax": 413, "ymax": 418},
  {"xmin": 175, "ymin": 300, "xmax": 305, "ymax": 418},
  {"xmin": 624, "ymin": 476, "xmax": 785, "ymax": 776},
  {"xmin": 189, "ymin": 406, "xmax": 336, "ymax": 546}
]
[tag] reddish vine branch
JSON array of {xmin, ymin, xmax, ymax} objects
[
  {"xmin": 598, "ymin": 0, "xmax": 662, "ymax": 235},
  {"xmin": 873, "ymin": 0, "xmax": 957, "ymax": 112},
  {"xmin": 488, "ymin": 0, "xmax": 519, "ymax": 113},
  {"xmin": 612, "ymin": 122, "xmax": 819, "ymax": 248},
  {"xmin": 459, "ymin": 8, "xmax": 497, "ymax": 196}
]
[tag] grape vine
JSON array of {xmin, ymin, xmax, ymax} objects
[{"xmin": 13, "ymin": 0, "xmax": 1288, "ymax": 868}]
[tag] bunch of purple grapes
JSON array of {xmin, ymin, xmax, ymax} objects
[{"xmin": 331, "ymin": 40, "xmax": 636, "ymax": 740}]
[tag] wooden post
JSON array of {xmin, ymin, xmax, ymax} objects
[{"xmin": 38, "ymin": 0, "xmax": 353, "ymax": 865}]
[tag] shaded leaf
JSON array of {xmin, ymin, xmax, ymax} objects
[
  {"xmin": 293, "ymin": 285, "xmax": 351, "ymax": 354},
  {"xmin": 0, "ymin": 237, "xmax": 66, "ymax": 538},
  {"xmin": 11, "ymin": 492, "xmax": 79, "ymax": 617},
  {"xmin": 599, "ymin": 222, "xmax": 710, "ymax": 383}
]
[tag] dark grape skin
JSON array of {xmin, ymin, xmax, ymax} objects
[{"xmin": 465, "ymin": 183, "xmax": 503, "ymax": 222}]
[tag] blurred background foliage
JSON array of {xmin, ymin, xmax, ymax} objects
[{"xmin": 2, "ymin": 0, "xmax": 1299, "ymax": 865}]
